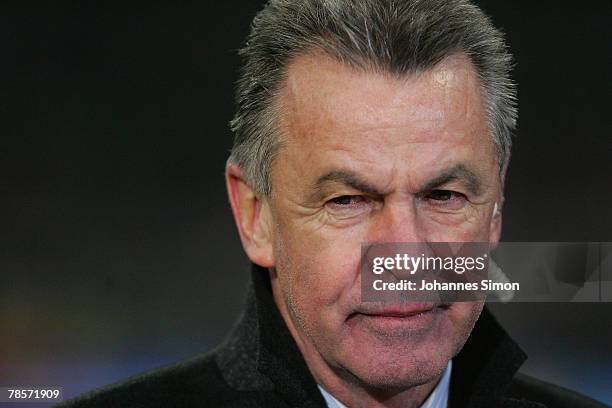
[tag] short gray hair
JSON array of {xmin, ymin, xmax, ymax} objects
[{"xmin": 229, "ymin": 0, "xmax": 517, "ymax": 196}]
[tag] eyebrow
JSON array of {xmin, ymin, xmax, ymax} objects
[
  {"xmin": 315, "ymin": 170, "xmax": 386, "ymax": 196},
  {"xmin": 313, "ymin": 164, "xmax": 483, "ymax": 198},
  {"xmin": 418, "ymin": 164, "xmax": 483, "ymax": 196}
]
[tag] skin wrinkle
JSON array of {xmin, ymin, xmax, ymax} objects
[
  {"xmin": 243, "ymin": 51, "xmax": 505, "ymax": 408},
  {"xmin": 229, "ymin": 3, "xmax": 518, "ymax": 197}
]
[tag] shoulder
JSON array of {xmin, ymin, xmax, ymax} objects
[
  {"xmin": 55, "ymin": 351, "xmax": 281, "ymax": 408},
  {"xmin": 507, "ymin": 372, "xmax": 608, "ymax": 408}
]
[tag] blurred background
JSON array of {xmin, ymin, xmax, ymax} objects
[{"xmin": 1, "ymin": 1, "xmax": 610, "ymax": 406}]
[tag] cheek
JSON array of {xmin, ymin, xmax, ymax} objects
[
  {"xmin": 446, "ymin": 301, "xmax": 484, "ymax": 343},
  {"xmin": 420, "ymin": 214, "xmax": 491, "ymax": 242},
  {"xmin": 275, "ymin": 225, "xmax": 361, "ymax": 320}
]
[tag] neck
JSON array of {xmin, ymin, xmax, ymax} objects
[{"xmin": 269, "ymin": 271, "xmax": 442, "ymax": 408}]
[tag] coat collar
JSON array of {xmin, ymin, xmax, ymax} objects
[
  {"xmin": 216, "ymin": 263, "xmax": 543, "ymax": 408},
  {"xmin": 216, "ymin": 264, "xmax": 327, "ymax": 407}
]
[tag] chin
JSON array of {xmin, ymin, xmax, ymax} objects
[
  {"xmin": 331, "ymin": 330, "xmax": 453, "ymax": 391},
  {"xmin": 339, "ymin": 349, "xmax": 449, "ymax": 391},
  {"xmin": 331, "ymin": 304, "xmax": 480, "ymax": 390}
]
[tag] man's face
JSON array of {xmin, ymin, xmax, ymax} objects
[{"xmin": 266, "ymin": 53, "xmax": 502, "ymax": 389}]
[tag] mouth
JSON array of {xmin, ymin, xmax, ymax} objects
[
  {"xmin": 346, "ymin": 303, "xmax": 450, "ymax": 333},
  {"xmin": 355, "ymin": 302, "xmax": 448, "ymax": 317}
]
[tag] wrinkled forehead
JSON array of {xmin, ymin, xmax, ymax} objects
[{"xmin": 277, "ymin": 51, "xmax": 488, "ymax": 146}]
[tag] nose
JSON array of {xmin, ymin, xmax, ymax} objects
[{"xmin": 367, "ymin": 199, "xmax": 425, "ymax": 243}]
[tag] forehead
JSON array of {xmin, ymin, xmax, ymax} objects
[
  {"xmin": 271, "ymin": 51, "xmax": 496, "ymax": 196},
  {"xmin": 278, "ymin": 51, "xmax": 488, "ymax": 146}
]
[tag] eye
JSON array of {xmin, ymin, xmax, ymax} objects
[
  {"xmin": 423, "ymin": 189, "xmax": 467, "ymax": 210},
  {"xmin": 329, "ymin": 195, "xmax": 367, "ymax": 206},
  {"xmin": 426, "ymin": 190, "xmax": 459, "ymax": 201},
  {"xmin": 325, "ymin": 195, "xmax": 372, "ymax": 219}
]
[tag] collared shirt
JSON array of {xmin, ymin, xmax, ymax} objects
[{"xmin": 317, "ymin": 360, "xmax": 452, "ymax": 408}]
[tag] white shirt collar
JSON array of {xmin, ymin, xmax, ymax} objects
[{"xmin": 318, "ymin": 360, "xmax": 452, "ymax": 408}]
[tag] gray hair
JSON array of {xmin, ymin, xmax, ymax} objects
[{"xmin": 229, "ymin": 0, "xmax": 517, "ymax": 196}]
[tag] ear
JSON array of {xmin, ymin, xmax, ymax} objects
[
  {"xmin": 225, "ymin": 162, "xmax": 275, "ymax": 268},
  {"xmin": 489, "ymin": 161, "xmax": 509, "ymax": 249},
  {"xmin": 489, "ymin": 200, "xmax": 503, "ymax": 249}
]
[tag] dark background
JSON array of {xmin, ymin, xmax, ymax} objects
[{"xmin": 1, "ymin": 1, "xmax": 610, "ymax": 406}]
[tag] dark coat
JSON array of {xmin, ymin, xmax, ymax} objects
[{"xmin": 58, "ymin": 264, "xmax": 607, "ymax": 408}]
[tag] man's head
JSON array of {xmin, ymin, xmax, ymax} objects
[
  {"xmin": 226, "ymin": 0, "xmax": 516, "ymax": 401},
  {"xmin": 229, "ymin": 0, "xmax": 516, "ymax": 197}
]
